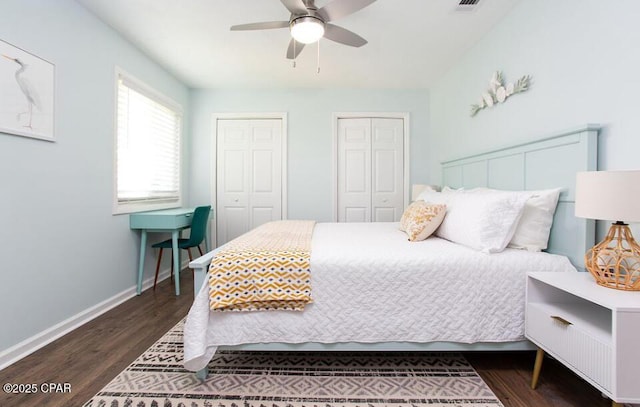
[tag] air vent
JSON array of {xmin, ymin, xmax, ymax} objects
[{"xmin": 455, "ymin": 0, "xmax": 481, "ymax": 12}]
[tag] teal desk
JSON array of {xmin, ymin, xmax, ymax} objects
[{"xmin": 130, "ymin": 208, "xmax": 210, "ymax": 296}]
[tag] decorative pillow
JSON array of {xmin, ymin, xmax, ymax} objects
[
  {"xmin": 508, "ymin": 188, "xmax": 562, "ymax": 251},
  {"xmin": 435, "ymin": 191, "xmax": 530, "ymax": 253},
  {"xmin": 399, "ymin": 201, "xmax": 447, "ymax": 242}
]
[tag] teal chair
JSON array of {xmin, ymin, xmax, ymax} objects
[{"xmin": 152, "ymin": 205, "xmax": 211, "ymax": 290}]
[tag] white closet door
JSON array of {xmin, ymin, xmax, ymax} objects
[
  {"xmin": 249, "ymin": 121, "xmax": 282, "ymax": 228},
  {"xmin": 337, "ymin": 117, "xmax": 405, "ymax": 223},
  {"xmin": 337, "ymin": 118, "xmax": 371, "ymax": 222},
  {"xmin": 371, "ymin": 118, "xmax": 404, "ymax": 222},
  {"xmin": 216, "ymin": 119, "xmax": 282, "ymax": 245}
]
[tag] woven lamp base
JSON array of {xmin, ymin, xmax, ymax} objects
[{"xmin": 585, "ymin": 222, "xmax": 640, "ymax": 291}]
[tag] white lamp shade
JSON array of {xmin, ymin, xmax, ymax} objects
[
  {"xmin": 575, "ymin": 170, "xmax": 640, "ymax": 222},
  {"xmin": 290, "ymin": 17, "xmax": 325, "ymax": 44}
]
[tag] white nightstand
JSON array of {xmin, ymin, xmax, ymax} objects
[{"xmin": 525, "ymin": 272, "xmax": 640, "ymax": 407}]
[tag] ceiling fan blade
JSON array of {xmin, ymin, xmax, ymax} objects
[
  {"xmin": 231, "ymin": 21, "xmax": 290, "ymax": 31},
  {"xmin": 317, "ymin": 0, "xmax": 376, "ymax": 22},
  {"xmin": 280, "ymin": 0, "xmax": 308, "ymax": 15},
  {"xmin": 323, "ymin": 24, "xmax": 367, "ymax": 47},
  {"xmin": 286, "ymin": 38, "xmax": 306, "ymax": 59}
]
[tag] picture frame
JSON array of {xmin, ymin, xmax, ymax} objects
[{"xmin": 0, "ymin": 39, "xmax": 55, "ymax": 142}]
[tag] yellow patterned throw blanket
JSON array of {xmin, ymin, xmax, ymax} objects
[{"xmin": 208, "ymin": 220, "xmax": 315, "ymax": 312}]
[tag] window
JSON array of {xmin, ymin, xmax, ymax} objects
[{"xmin": 114, "ymin": 69, "xmax": 182, "ymax": 214}]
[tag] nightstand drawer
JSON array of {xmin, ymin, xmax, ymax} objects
[
  {"xmin": 527, "ymin": 303, "xmax": 612, "ymax": 392},
  {"xmin": 527, "ymin": 303, "xmax": 571, "ymax": 360}
]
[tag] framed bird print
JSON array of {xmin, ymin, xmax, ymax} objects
[{"xmin": 0, "ymin": 39, "xmax": 54, "ymax": 141}]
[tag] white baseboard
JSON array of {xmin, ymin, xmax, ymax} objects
[{"xmin": 0, "ymin": 260, "xmax": 190, "ymax": 371}]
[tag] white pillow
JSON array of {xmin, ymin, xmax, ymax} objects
[
  {"xmin": 461, "ymin": 187, "xmax": 562, "ymax": 252},
  {"xmin": 434, "ymin": 190, "xmax": 530, "ymax": 253},
  {"xmin": 508, "ymin": 188, "xmax": 562, "ymax": 251}
]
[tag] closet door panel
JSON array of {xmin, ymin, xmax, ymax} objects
[
  {"xmin": 371, "ymin": 118, "xmax": 404, "ymax": 222},
  {"xmin": 337, "ymin": 117, "xmax": 405, "ymax": 223},
  {"xmin": 374, "ymin": 207, "xmax": 396, "ymax": 222},
  {"xmin": 249, "ymin": 120, "xmax": 282, "ymax": 229},
  {"xmin": 217, "ymin": 121, "xmax": 250, "ymax": 244},
  {"xmin": 345, "ymin": 207, "xmax": 368, "ymax": 222},
  {"xmin": 252, "ymin": 207, "xmax": 274, "ymax": 228},
  {"xmin": 220, "ymin": 207, "xmax": 249, "ymax": 244},
  {"xmin": 338, "ymin": 118, "xmax": 371, "ymax": 222},
  {"xmin": 217, "ymin": 119, "xmax": 282, "ymax": 245}
]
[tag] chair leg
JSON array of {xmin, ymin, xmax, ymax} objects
[
  {"xmin": 187, "ymin": 249, "xmax": 194, "ymax": 279},
  {"xmin": 188, "ymin": 248, "xmax": 197, "ymax": 278},
  {"xmin": 170, "ymin": 252, "xmax": 174, "ymax": 283},
  {"xmin": 153, "ymin": 248, "xmax": 163, "ymax": 291},
  {"xmin": 197, "ymin": 245, "xmax": 204, "ymax": 256}
]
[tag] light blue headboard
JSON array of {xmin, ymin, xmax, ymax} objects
[{"xmin": 441, "ymin": 124, "xmax": 599, "ymax": 270}]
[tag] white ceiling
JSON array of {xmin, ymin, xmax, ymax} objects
[{"xmin": 76, "ymin": 0, "xmax": 521, "ymax": 89}]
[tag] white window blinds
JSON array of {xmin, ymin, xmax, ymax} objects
[{"xmin": 115, "ymin": 72, "xmax": 182, "ymax": 211}]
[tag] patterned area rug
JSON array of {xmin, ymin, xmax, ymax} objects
[{"xmin": 84, "ymin": 320, "xmax": 503, "ymax": 407}]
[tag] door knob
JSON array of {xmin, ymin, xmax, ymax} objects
[{"xmin": 234, "ymin": 199, "xmax": 239, "ymax": 202}]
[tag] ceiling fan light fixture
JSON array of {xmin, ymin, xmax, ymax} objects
[{"xmin": 290, "ymin": 16, "xmax": 325, "ymax": 44}]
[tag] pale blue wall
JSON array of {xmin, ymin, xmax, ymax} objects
[
  {"xmin": 429, "ymin": 0, "xmax": 640, "ymax": 237},
  {"xmin": 430, "ymin": 0, "xmax": 640, "ymax": 178},
  {"xmin": 189, "ymin": 89, "xmax": 430, "ymax": 222},
  {"xmin": 0, "ymin": 0, "xmax": 189, "ymax": 353}
]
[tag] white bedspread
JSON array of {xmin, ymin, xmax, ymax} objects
[{"xmin": 184, "ymin": 222, "xmax": 576, "ymax": 371}]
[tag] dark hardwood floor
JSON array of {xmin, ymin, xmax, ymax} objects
[
  {"xmin": 0, "ymin": 273, "xmax": 195, "ymax": 407},
  {"xmin": 466, "ymin": 352, "xmax": 613, "ymax": 407},
  {"xmin": 0, "ymin": 271, "xmax": 617, "ymax": 407}
]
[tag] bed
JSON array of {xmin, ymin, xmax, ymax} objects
[{"xmin": 184, "ymin": 124, "xmax": 599, "ymax": 377}]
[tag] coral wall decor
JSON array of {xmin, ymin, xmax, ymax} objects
[{"xmin": 470, "ymin": 71, "xmax": 531, "ymax": 117}]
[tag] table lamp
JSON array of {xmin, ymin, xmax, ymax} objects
[{"xmin": 575, "ymin": 170, "xmax": 640, "ymax": 290}]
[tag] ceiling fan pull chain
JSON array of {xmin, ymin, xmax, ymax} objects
[
  {"xmin": 317, "ymin": 39, "xmax": 320, "ymax": 74},
  {"xmin": 293, "ymin": 40, "xmax": 297, "ymax": 68}
]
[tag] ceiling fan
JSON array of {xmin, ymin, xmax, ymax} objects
[{"xmin": 230, "ymin": 0, "xmax": 377, "ymax": 59}]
